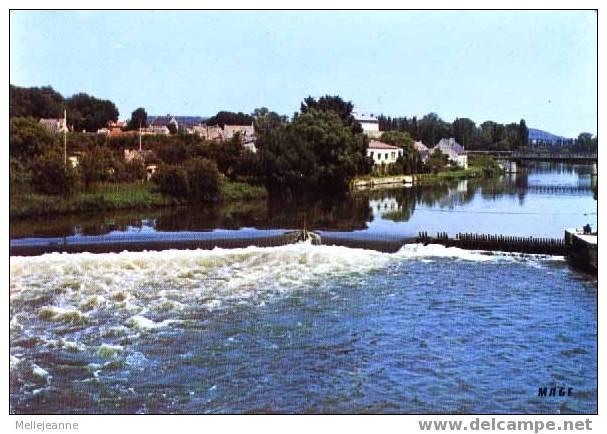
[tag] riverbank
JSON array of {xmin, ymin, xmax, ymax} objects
[
  {"xmin": 352, "ymin": 167, "xmax": 485, "ymax": 190},
  {"xmin": 414, "ymin": 167, "xmax": 485, "ymax": 185},
  {"xmin": 10, "ymin": 181, "xmax": 268, "ymax": 219}
]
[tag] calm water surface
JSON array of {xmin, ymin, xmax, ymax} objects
[{"xmin": 10, "ymin": 163, "xmax": 597, "ymax": 414}]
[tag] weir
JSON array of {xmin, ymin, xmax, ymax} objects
[
  {"xmin": 9, "ymin": 228, "xmax": 596, "ymax": 272},
  {"xmin": 9, "ymin": 230, "xmax": 305, "ymax": 256},
  {"xmin": 416, "ymin": 231, "xmax": 569, "ymax": 256}
]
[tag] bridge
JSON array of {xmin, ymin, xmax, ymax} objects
[
  {"xmin": 466, "ymin": 150, "xmax": 597, "ymax": 163},
  {"xmin": 488, "ymin": 184, "xmax": 595, "ymax": 195}
]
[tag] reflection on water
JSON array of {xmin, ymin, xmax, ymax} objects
[{"xmin": 10, "ymin": 163, "xmax": 597, "ymax": 240}]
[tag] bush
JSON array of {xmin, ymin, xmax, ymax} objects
[
  {"xmin": 425, "ymin": 149, "xmax": 449, "ymax": 173},
  {"xmin": 152, "ymin": 158, "xmax": 222, "ymax": 202},
  {"xmin": 79, "ymin": 146, "xmax": 118, "ymax": 190},
  {"xmin": 10, "ymin": 117, "xmax": 59, "ymax": 163},
  {"xmin": 185, "ymin": 158, "xmax": 222, "ymax": 202},
  {"xmin": 115, "ymin": 159, "xmax": 147, "ymax": 182},
  {"xmin": 152, "ymin": 165, "xmax": 189, "ymax": 198},
  {"xmin": 469, "ymin": 155, "xmax": 503, "ymax": 176},
  {"xmin": 31, "ymin": 152, "xmax": 79, "ymax": 195},
  {"xmin": 10, "ymin": 157, "xmax": 32, "ymax": 195}
]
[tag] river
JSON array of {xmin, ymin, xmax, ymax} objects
[{"xmin": 9, "ymin": 162, "xmax": 597, "ymax": 414}]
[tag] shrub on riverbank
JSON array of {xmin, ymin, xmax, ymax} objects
[
  {"xmin": 414, "ymin": 167, "xmax": 483, "ymax": 185},
  {"xmin": 468, "ymin": 155, "xmax": 504, "ymax": 176},
  {"xmin": 31, "ymin": 152, "xmax": 79, "ymax": 195},
  {"xmin": 152, "ymin": 165, "xmax": 189, "ymax": 198},
  {"xmin": 152, "ymin": 158, "xmax": 222, "ymax": 202},
  {"xmin": 10, "ymin": 180, "xmax": 268, "ymax": 219},
  {"xmin": 184, "ymin": 158, "xmax": 222, "ymax": 202}
]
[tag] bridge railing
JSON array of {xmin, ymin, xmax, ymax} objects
[
  {"xmin": 465, "ymin": 150, "xmax": 596, "ymax": 160},
  {"xmin": 510, "ymin": 152, "xmax": 597, "ymax": 160}
]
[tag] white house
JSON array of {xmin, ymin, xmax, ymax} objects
[
  {"xmin": 367, "ymin": 140, "xmax": 404, "ymax": 165},
  {"xmin": 433, "ymin": 138, "xmax": 468, "ymax": 169},
  {"xmin": 354, "ymin": 112, "xmax": 381, "ymax": 138},
  {"xmin": 413, "ymin": 141, "xmax": 430, "ymax": 162},
  {"xmin": 39, "ymin": 118, "xmax": 69, "ymax": 134},
  {"xmin": 140, "ymin": 126, "xmax": 170, "ymax": 136},
  {"xmin": 223, "ymin": 124, "xmax": 255, "ymax": 141}
]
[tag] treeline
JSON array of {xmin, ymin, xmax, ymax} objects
[
  {"xmin": 10, "ymin": 117, "xmax": 150, "ymax": 196},
  {"xmin": 10, "ymin": 94, "xmax": 375, "ymax": 200},
  {"xmin": 10, "ymin": 85, "xmax": 119, "ymax": 132},
  {"xmin": 378, "ymin": 113, "xmax": 529, "ymax": 151},
  {"xmin": 205, "ymin": 111, "xmax": 254, "ymax": 127},
  {"xmin": 532, "ymin": 133, "xmax": 598, "ymax": 154}
]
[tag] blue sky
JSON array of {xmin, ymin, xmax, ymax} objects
[{"xmin": 10, "ymin": 10, "xmax": 597, "ymax": 137}]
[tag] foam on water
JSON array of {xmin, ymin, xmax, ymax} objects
[
  {"xmin": 10, "ymin": 242, "xmax": 563, "ymax": 359},
  {"xmin": 392, "ymin": 243, "xmax": 566, "ymax": 263},
  {"xmin": 11, "ymin": 243, "xmax": 562, "ymax": 311}
]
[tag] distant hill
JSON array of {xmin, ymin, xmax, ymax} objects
[{"xmin": 528, "ymin": 128, "xmax": 571, "ymax": 143}]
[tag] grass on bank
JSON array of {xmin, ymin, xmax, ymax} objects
[
  {"xmin": 10, "ymin": 181, "xmax": 268, "ymax": 219},
  {"xmin": 352, "ymin": 167, "xmax": 486, "ymax": 188},
  {"xmin": 414, "ymin": 167, "xmax": 484, "ymax": 184}
]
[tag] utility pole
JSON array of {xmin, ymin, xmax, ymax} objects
[
  {"xmin": 139, "ymin": 121, "xmax": 142, "ymax": 152},
  {"xmin": 63, "ymin": 109, "xmax": 67, "ymax": 170}
]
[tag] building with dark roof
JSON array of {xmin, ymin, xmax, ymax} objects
[{"xmin": 433, "ymin": 138, "xmax": 468, "ymax": 168}]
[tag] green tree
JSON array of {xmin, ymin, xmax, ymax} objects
[
  {"xmin": 152, "ymin": 158, "xmax": 222, "ymax": 202},
  {"xmin": 66, "ymin": 93, "xmax": 119, "ymax": 132},
  {"xmin": 300, "ymin": 95, "xmax": 362, "ymax": 134},
  {"xmin": 518, "ymin": 119, "xmax": 529, "ymax": 148},
  {"xmin": 10, "ymin": 117, "xmax": 59, "ymax": 163},
  {"xmin": 452, "ymin": 118, "xmax": 476, "ymax": 149},
  {"xmin": 115, "ymin": 159, "xmax": 147, "ymax": 182},
  {"xmin": 380, "ymin": 130, "xmax": 414, "ymax": 148},
  {"xmin": 258, "ymin": 107, "xmax": 371, "ymax": 195},
  {"xmin": 128, "ymin": 107, "xmax": 148, "ymax": 130},
  {"xmin": 185, "ymin": 158, "xmax": 222, "ymax": 202},
  {"xmin": 10, "ymin": 85, "xmax": 65, "ymax": 119},
  {"xmin": 10, "ymin": 157, "xmax": 32, "ymax": 196},
  {"xmin": 425, "ymin": 148, "xmax": 449, "ymax": 173},
  {"xmin": 31, "ymin": 151, "xmax": 78, "ymax": 195},
  {"xmin": 204, "ymin": 134, "xmax": 245, "ymax": 180},
  {"xmin": 252, "ymin": 107, "xmax": 287, "ymax": 135},
  {"xmin": 206, "ymin": 111, "xmax": 254, "ymax": 127},
  {"xmin": 576, "ymin": 133, "xmax": 595, "ymax": 152},
  {"xmin": 79, "ymin": 146, "xmax": 117, "ymax": 190},
  {"xmin": 153, "ymin": 165, "xmax": 189, "ymax": 198},
  {"xmin": 418, "ymin": 113, "xmax": 450, "ymax": 147}
]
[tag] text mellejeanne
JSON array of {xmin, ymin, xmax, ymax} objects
[{"xmin": 15, "ymin": 421, "xmax": 79, "ymax": 431}]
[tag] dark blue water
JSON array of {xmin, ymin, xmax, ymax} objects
[{"xmin": 10, "ymin": 244, "xmax": 597, "ymax": 414}]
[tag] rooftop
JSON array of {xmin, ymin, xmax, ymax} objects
[
  {"xmin": 368, "ymin": 140, "xmax": 401, "ymax": 150},
  {"xmin": 436, "ymin": 137, "xmax": 465, "ymax": 154},
  {"xmin": 413, "ymin": 141, "xmax": 429, "ymax": 152},
  {"xmin": 353, "ymin": 112, "xmax": 379, "ymax": 122}
]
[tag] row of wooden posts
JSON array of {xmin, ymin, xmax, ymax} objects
[{"xmin": 417, "ymin": 231, "xmax": 570, "ymax": 255}]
